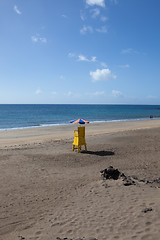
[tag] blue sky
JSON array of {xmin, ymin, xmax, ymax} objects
[{"xmin": 0, "ymin": 0, "xmax": 160, "ymax": 104}]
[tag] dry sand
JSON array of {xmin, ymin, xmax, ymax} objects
[{"xmin": 0, "ymin": 120, "xmax": 160, "ymax": 240}]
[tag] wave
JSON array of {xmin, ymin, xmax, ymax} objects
[{"xmin": 1, "ymin": 116, "xmax": 160, "ymax": 131}]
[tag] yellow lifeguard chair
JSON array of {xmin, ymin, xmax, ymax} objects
[{"xmin": 72, "ymin": 126, "xmax": 87, "ymax": 153}]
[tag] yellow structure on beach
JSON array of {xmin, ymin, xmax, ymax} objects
[{"xmin": 72, "ymin": 126, "xmax": 87, "ymax": 153}]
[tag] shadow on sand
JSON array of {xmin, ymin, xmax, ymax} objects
[{"xmin": 81, "ymin": 150, "xmax": 114, "ymax": 156}]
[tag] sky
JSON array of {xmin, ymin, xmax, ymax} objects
[{"xmin": 0, "ymin": 0, "xmax": 160, "ymax": 104}]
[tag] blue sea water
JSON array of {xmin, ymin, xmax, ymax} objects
[{"xmin": 0, "ymin": 104, "xmax": 160, "ymax": 130}]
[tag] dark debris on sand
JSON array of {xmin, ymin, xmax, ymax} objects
[
  {"xmin": 56, "ymin": 238, "xmax": 98, "ymax": 240},
  {"xmin": 142, "ymin": 207, "xmax": 153, "ymax": 213},
  {"xmin": 100, "ymin": 166, "xmax": 160, "ymax": 187},
  {"xmin": 100, "ymin": 166, "xmax": 136, "ymax": 186}
]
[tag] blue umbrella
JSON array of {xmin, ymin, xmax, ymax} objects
[{"xmin": 70, "ymin": 118, "xmax": 89, "ymax": 124}]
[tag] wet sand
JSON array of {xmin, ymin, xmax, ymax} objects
[{"xmin": 0, "ymin": 120, "xmax": 160, "ymax": 240}]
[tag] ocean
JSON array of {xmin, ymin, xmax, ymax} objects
[{"xmin": 0, "ymin": 104, "xmax": 160, "ymax": 130}]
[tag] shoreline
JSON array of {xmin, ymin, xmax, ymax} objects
[
  {"xmin": 0, "ymin": 119, "xmax": 160, "ymax": 148},
  {"xmin": 0, "ymin": 117, "xmax": 160, "ymax": 131}
]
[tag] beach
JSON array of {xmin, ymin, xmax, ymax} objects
[{"xmin": 0, "ymin": 120, "xmax": 160, "ymax": 240}]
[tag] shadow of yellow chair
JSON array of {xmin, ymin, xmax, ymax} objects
[{"xmin": 72, "ymin": 126, "xmax": 87, "ymax": 153}]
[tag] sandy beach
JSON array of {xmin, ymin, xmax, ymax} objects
[{"xmin": 0, "ymin": 120, "xmax": 160, "ymax": 240}]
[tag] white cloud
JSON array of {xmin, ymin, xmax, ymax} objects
[
  {"xmin": 112, "ymin": 90, "xmax": 123, "ymax": 97},
  {"xmin": 80, "ymin": 25, "xmax": 93, "ymax": 34},
  {"xmin": 86, "ymin": 0, "xmax": 105, "ymax": 7},
  {"xmin": 86, "ymin": 91, "xmax": 105, "ymax": 97},
  {"xmin": 80, "ymin": 10, "xmax": 86, "ymax": 21},
  {"xmin": 68, "ymin": 52, "xmax": 75, "ymax": 58},
  {"xmin": 60, "ymin": 75, "xmax": 65, "ymax": 80},
  {"xmin": 147, "ymin": 95, "xmax": 157, "ymax": 99},
  {"xmin": 65, "ymin": 91, "xmax": 82, "ymax": 98},
  {"xmin": 78, "ymin": 55, "xmax": 89, "ymax": 62},
  {"xmin": 119, "ymin": 64, "xmax": 130, "ymax": 69},
  {"xmin": 100, "ymin": 62, "xmax": 108, "ymax": 68},
  {"xmin": 66, "ymin": 91, "xmax": 73, "ymax": 97},
  {"xmin": 39, "ymin": 37, "xmax": 47, "ymax": 43},
  {"xmin": 93, "ymin": 91, "xmax": 105, "ymax": 96},
  {"xmin": 68, "ymin": 52, "xmax": 109, "ymax": 68},
  {"xmin": 77, "ymin": 55, "xmax": 97, "ymax": 62},
  {"xmin": 91, "ymin": 8, "xmax": 100, "ymax": 18},
  {"xmin": 91, "ymin": 56, "xmax": 97, "ymax": 62},
  {"xmin": 35, "ymin": 89, "xmax": 42, "ymax": 95},
  {"xmin": 90, "ymin": 68, "xmax": 116, "ymax": 82},
  {"xmin": 121, "ymin": 48, "xmax": 139, "ymax": 54},
  {"xmin": 31, "ymin": 36, "xmax": 38, "ymax": 43},
  {"xmin": 110, "ymin": 0, "xmax": 118, "ymax": 4},
  {"xmin": 51, "ymin": 91, "xmax": 57, "ymax": 95},
  {"xmin": 101, "ymin": 16, "xmax": 108, "ymax": 22},
  {"xmin": 96, "ymin": 25, "xmax": 107, "ymax": 33},
  {"xmin": 31, "ymin": 35, "xmax": 47, "ymax": 43},
  {"xmin": 14, "ymin": 5, "xmax": 22, "ymax": 15},
  {"xmin": 61, "ymin": 14, "xmax": 68, "ymax": 18}
]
